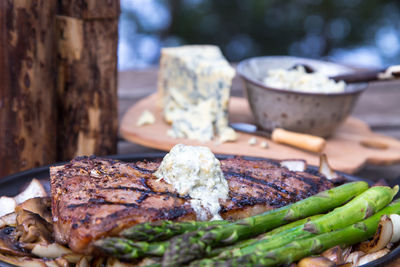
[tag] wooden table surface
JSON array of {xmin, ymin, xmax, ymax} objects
[
  {"xmin": 118, "ymin": 68, "xmax": 400, "ymax": 266},
  {"xmin": 118, "ymin": 68, "xmax": 400, "ymax": 182}
]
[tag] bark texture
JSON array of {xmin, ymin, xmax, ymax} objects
[
  {"xmin": 58, "ymin": 0, "xmax": 120, "ymax": 19},
  {"xmin": 0, "ymin": 0, "xmax": 57, "ymax": 177},
  {"xmin": 56, "ymin": 1, "xmax": 119, "ymax": 160}
]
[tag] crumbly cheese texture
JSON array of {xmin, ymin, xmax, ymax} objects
[
  {"xmin": 260, "ymin": 141, "xmax": 269, "ymax": 148},
  {"xmin": 158, "ymin": 45, "xmax": 237, "ymax": 142},
  {"xmin": 136, "ymin": 110, "xmax": 155, "ymax": 126},
  {"xmin": 154, "ymin": 144, "xmax": 228, "ymax": 221},
  {"xmin": 248, "ymin": 137, "xmax": 257, "ymax": 145},
  {"xmin": 262, "ymin": 66, "xmax": 346, "ymax": 93}
]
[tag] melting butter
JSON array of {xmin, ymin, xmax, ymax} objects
[{"xmin": 154, "ymin": 144, "xmax": 228, "ymax": 221}]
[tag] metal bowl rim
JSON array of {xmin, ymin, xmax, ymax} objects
[{"xmin": 237, "ymin": 55, "xmax": 368, "ymax": 96}]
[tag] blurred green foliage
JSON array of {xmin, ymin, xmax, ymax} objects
[
  {"xmin": 167, "ymin": 0, "xmax": 398, "ymax": 61},
  {"xmin": 119, "ymin": 0, "xmax": 400, "ymax": 69}
]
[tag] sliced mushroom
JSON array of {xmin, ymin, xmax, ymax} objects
[
  {"xmin": 321, "ymin": 245, "xmax": 351, "ymax": 265},
  {"xmin": 0, "ymin": 226, "xmax": 31, "ymax": 256},
  {"xmin": 16, "ymin": 210, "xmax": 53, "ymax": 249},
  {"xmin": 0, "ymin": 212, "xmax": 17, "ymax": 228},
  {"xmin": 298, "ymin": 256, "xmax": 335, "ymax": 267},
  {"xmin": 16, "ymin": 197, "xmax": 52, "ymax": 224},
  {"xmin": 44, "ymin": 260, "xmax": 61, "ymax": 267},
  {"xmin": 341, "ymin": 246, "xmax": 353, "ymax": 263},
  {"xmin": 280, "ymin": 160, "xmax": 307, "ymax": 172},
  {"xmin": 54, "ymin": 257, "xmax": 70, "ymax": 267},
  {"xmin": 91, "ymin": 257, "xmax": 106, "ymax": 267},
  {"xmin": 0, "ymin": 253, "xmax": 47, "ymax": 267},
  {"xmin": 318, "ymin": 154, "xmax": 338, "ymax": 180},
  {"xmin": 0, "ymin": 196, "xmax": 17, "ymax": 217},
  {"xmin": 76, "ymin": 256, "xmax": 92, "ymax": 267},
  {"xmin": 62, "ymin": 253, "xmax": 86, "ymax": 264},
  {"xmin": 355, "ymin": 248, "xmax": 390, "ymax": 266},
  {"xmin": 358, "ymin": 215, "xmax": 393, "ymax": 253},
  {"xmin": 346, "ymin": 251, "xmax": 366, "ymax": 265},
  {"xmin": 31, "ymin": 243, "xmax": 72, "ymax": 259},
  {"xmin": 14, "ymin": 179, "xmax": 47, "ymax": 205}
]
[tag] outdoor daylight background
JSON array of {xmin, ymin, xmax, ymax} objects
[{"xmin": 118, "ymin": 0, "xmax": 400, "ymax": 70}]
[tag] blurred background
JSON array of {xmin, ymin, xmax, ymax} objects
[{"xmin": 118, "ymin": 0, "xmax": 400, "ymax": 70}]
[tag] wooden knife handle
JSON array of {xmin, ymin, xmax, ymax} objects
[{"xmin": 271, "ymin": 128, "xmax": 326, "ymax": 153}]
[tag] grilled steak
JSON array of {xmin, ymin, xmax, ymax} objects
[{"xmin": 50, "ymin": 156, "xmax": 333, "ymax": 253}]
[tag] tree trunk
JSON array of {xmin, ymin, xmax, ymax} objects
[
  {"xmin": 56, "ymin": 1, "xmax": 119, "ymax": 161},
  {"xmin": 0, "ymin": 0, "xmax": 57, "ymax": 177}
]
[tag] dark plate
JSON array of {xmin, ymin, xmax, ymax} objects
[{"xmin": 0, "ymin": 153, "xmax": 398, "ymax": 267}]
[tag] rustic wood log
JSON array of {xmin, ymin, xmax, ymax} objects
[
  {"xmin": 58, "ymin": 0, "xmax": 120, "ymax": 19},
  {"xmin": 0, "ymin": 0, "xmax": 57, "ymax": 177},
  {"xmin": 56, "ymin": 1, "xmax": 119, "ymax": 161}
]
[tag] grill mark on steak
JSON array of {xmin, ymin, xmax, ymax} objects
[
  {"xmin": 129, "ymin": 164, "xmax": 155, "ymax": 174},
  {"xmin": 224, "ymin": 171, "xmax": 298, "ymax": 198},
  {"xmin": 136, "ymin": 193, "xmax": 149, "ymax": 204},
  {"xmin": 290, "ymin": 172, "xmax": 323, "ymax": 188},
  {"xmin": 67, "ymin": 198, "xmax": 139, "ymax": 209},
  {"xmin": 50, "ymin": 156, "xmax": 333, "ymax": 253},
  {"xmin": 227, "ymin": 191, "xmax": 289, "ymax": 209},
  {"xmin": 101, "ymin": 186, "xmax": 188, "ymax": 199}
]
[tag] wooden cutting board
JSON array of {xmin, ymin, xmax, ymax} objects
[{"xmin": 120, "ymin": 94, "xmax": 400, "ymax": 174}]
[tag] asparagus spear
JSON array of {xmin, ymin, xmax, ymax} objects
[
  {"xmin": 262, "ymin": 214, "xmax": 323, "ymax": 237},
  {"xmin": 121, "ymin": 220, "xmax": 229, "ymax": 242},
  {"xmin": 210, "ymin": 185, "xmax": 398, "ymax": 260},
  {"xmin": 95, "ymin": 238, "xmax": 167, "ymax": 260},
  {"xmin": 96, "ymin": 224, "xmax": 228, "ymax": 260},
  {"xmin": 209, "ymin": 214, "xmax": 324, "ymax": 257},
  {"xmin": 201, "ymin": 199, "xmax": 400, "ymax": 267},
  {"xmin": 96, "ymin": 215, "xmax": 324, "ymax": 260},
  {"xmin": 162, "ymin": 181, "xmax": 368, "ymax": 266}
]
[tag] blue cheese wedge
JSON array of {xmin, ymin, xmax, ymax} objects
[
  {"xmin": 154, "ymin": 144, "xmax": 228, "ymax": 221},
  {"xmin": 158, "ymin": 45, "xmax": 237, "ymax": 143}
]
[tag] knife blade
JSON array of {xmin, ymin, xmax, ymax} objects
[{"xmin": 230, "ymin": 122, "xmax": 326, "ymax": 153}]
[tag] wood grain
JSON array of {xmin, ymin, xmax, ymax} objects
[
  {"xmin": 58, "ymin": 0, "xmax": 120, "ymax": 19},
  {"xmin": 0, "ymin": 0, "xmax": 57, "ymax": 177},
  {"xmin": 56, "ymin": 2, "xmax": 119, "ymax": 161},
  {"xmin": 118, "ymin": 69, "xmax": 400, "ymax": 139},
  {"xmin": 120, "ymin": 94, "xmax": 400, "ymax": 174}
]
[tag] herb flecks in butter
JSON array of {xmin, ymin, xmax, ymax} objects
[{"xmin": 154, "ymin": 144, "xmax": 228, "ymax": 221}]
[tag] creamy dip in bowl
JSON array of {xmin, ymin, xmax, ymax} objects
[{"xmin": 237, "ymin": 56, "xmax": 367, "ymax": 137}]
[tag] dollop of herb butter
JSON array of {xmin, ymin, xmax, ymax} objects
[{"xmin": 154, "ymin": 144, "xmax": 228, "ymax": 221}]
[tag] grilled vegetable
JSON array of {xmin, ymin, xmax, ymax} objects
[
  {"xmin": 358, "ymin": 213, "xmax": 400, "ymax": 253},
  {"xmin": 209, "ymin": 214, "xmax": 324, "ymax": 258},
  {"xmin": 96, "ymin": 215, "xmax": 324, "ymax": 260},
  {"xmin": 95, "ymin": 238, "xmax": 168, "ymax": 260},
  {"xmin": 191, "ymin": 199, "xmax": 400, "ymax": 267},
  {"xmin": 198, "ymin": 185, "xmax": 398, "ymax": 261},
  {"xmin": 161, "ymin": 182, "xmax": 368, "ymax": 266},
  {"xmin": 121, "ymin": 220, "xmax": 229, "ymax": 242}
]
